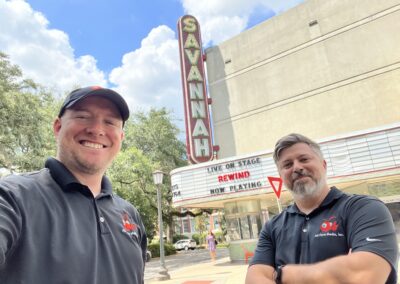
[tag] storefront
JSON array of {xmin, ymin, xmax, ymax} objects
[
  {"xmin": 174, "ymin": 0, "xmax": 400, "ymax": 262},
  {"xmin": 171, "ymin": 125, "xmax": 400, "ymax": 261}
]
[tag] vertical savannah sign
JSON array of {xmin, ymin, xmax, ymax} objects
[{"xmin": 178, "ymin": 15, "xmax": 213, "ymax": 164}]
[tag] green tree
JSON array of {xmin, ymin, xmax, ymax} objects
[
  {"xmin": 0, "ymin": 52, "xmax": 58, "ymax": 171},
  {"xmin": 122, "ymin": 109, "xmax": 187, "ymax": 236},
  {"xmin": 122, "ymin": 108, "xmax": 187, "ymax": 169},
  {"xmin": 118, "ymin": 108, "xmax": 213, "ymax": 240},
  {"xmin": 108, "ymin": 146, "xmax": 159, "ymax": 240},
  {"xmin": 194, "ymin": 214, "xmax": 208, "ymax": 244}
]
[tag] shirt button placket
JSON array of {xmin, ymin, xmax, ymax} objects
[
  {"xmin": 300, "ymin": 215, "xmax": 310, "ymax": 263},
  {"xmin": 303, "ymin": 216, "xmax": 309, "ymax": 232},
  {"xmin": 93, "ymin": 198, "xmax": 107, "ymax": 234}
]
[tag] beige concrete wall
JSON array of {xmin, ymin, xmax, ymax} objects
[{"xmin": 205, "ymin": 0, "xmax": 400, "ymax": 158}]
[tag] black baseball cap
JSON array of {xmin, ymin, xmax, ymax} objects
[{"xmin": 58, "ymin": 86, "xmax": 130, "ymax": 122}]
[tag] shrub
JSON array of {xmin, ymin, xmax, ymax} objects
[
  {"xmin": 191, "ymin": 233, "xmax": 201, "ymax": 245},
  {"xmin": 172, "ymin": 234, "xmax": 188, "ymax": 244},
  {"xmin": 214, "ymin": 230, "xmax": 224, "ymax": 243},
  {"xmin": 164, "ymin": 243, "xmax": 176, "ymax": 255},
  {"xmin": 148, "ymin": 242, "xmax": 176, "ymax": 258}
]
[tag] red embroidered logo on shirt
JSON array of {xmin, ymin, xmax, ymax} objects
[
  {"xmin": 320, "ymin": 216, "xmax": 339, "ymax": 232},
  {"xmin": 121, "ymin": 212, "xmax": 138, "ymax": 238},
  {"xmin": 122, "ymin": 213, "xmax": 137, "ymax": 232}
]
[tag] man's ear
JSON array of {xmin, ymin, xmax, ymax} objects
[{"xmin": 53, "ymin": 117, "xmax": 62, "ymax": 138}]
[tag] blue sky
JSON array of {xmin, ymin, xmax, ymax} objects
[
  {"xmin": 26, "ymin": 0, "xmax": 185, "ymax": 73},
  {"xmin": 0, "ymin": 0, "xmax": 304, "ymax": 130}
]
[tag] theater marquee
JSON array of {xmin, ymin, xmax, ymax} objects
[
  {"xmin": 178, "ymin": 15, "xmax": 213, "ymax": 164},
  {"xmin": 171, "ymin": 154, "xmax": 280, "ymax": 204}
]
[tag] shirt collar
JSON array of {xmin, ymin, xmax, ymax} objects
[
  {"xmin": 45, "ymin": 157, "xmax": 113, "ymax": 196},
  {"xmin": 286, "ymin": 186, "xmax": 344, "ymax": 214},
  {"xmin": 319, "ymin": 186, "xmax": 344, "ymax": 207}
]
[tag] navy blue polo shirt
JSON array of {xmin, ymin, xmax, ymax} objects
[
  {"xmin": 0, "ymin": 158, "xmax": 147, "ymax": 284},
  {"xmin": 250, "ymin": 187, "xmax": 398, "ymax": 284}
]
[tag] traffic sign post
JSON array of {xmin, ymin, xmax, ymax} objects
[{"xmin": 268, "ymin": 176, "xmax": 283, "ymax": 213}]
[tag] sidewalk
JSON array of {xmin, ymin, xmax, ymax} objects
[{"xmin": 145, "ymin": 257, "xmax": 248, "ymax": 284}]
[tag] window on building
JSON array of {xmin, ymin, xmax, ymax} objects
[
  {"xmin": 182, "ymin": 218, "xmax": 191, "ymax": 233},
  {"xmin": 225, "ymin": 200, "xmax": 263, "ymax": 241}
]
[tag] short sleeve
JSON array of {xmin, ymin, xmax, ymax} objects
[
  {"xmin": 249, "ymin": 220, "xmax": 275, "ymax": 266},
  {"xmin": 346, "ymin": 196, "xmax": 398, "ymax": 283},
  {"xmin": 0, "ymin": 184, "xmax": 23, "ymax": 266},
  {"xmin": 129, "ymin": 206, "xmax": 147, "ymax": 266}
]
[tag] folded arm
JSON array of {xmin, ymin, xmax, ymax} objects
[
  {"xmin": 246, "ymin": 251, "xmax": 391, "ymax": 284},
  {"xmin": 245, "ymin": 263, "xmax": 275, "ymax": 284}
]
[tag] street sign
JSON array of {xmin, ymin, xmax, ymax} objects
[{"xmin": 268, "ymin": 176, "xmax": 283, "ymax": 199}]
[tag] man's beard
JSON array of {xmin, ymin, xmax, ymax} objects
[
  {"xmin": 289, "ymin": 171, "xmax": 326, "ymax": 199},
  {"xmin": 58, "ymin": 146, "xmax": 105, "ymax": 176},
  {"xmin": 73, "ymin": 154, "xmax": 103, "ymax": 175}
]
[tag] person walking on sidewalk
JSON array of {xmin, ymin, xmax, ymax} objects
[
  {"xmin": 246, "ymin": 133, "xmax": 398, "ymax": 284},
  {"xmin": 206, "ymin": 229, "xmax": 217, "ymax": 262},
  {"xmin": 0, "ymin": 86, "xmax": 147, "ymax": 284}
]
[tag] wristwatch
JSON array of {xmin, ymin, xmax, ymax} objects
[{"xmin": 273, "ymin": 265, "xmax": 285, "ymax": 284}]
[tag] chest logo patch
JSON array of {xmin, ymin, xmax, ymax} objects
[
  {"xmin": 320, "ymin": 216, "xmax": 338, "ymax": 232},
  {"xmin": 121, "ymin": 212, "xmax": 139, "ymax": 238},
  {"xmin": 314, "ymin": 216, "xmax": 344, "ymax": 238}
]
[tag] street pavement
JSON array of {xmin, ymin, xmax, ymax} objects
[
  {"xmin": 145, "ymin": 248, "xmax": 400, "ymax": 283},
  {"xmin": 145, "ymin": 248, "xmax": 248, "ymax": 284},
  {"xmin": 144, "ymin": 248, "xmax": 229, "ymax": 280}
]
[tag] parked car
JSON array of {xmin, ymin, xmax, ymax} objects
[
  {"xmin": 173, "ymin": 239, "xmax": 197, "ymax": 251},
  {"xmin": 146, "ymin": 250, "xmax": 152, "ymax": 262}
]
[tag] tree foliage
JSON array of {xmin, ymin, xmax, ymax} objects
[
  {"xmin": 0, "ymin": 52, "xmax": 58, "ymax": 171},
  {"xmin": 0, "ymin": 52, "xmax": 214, "ymax": 241},
  {"xmin": 123, "ymin": 108, "xmax": 187, "ymax": 169},
  {"xmin": 109, "ymin": 109, "xmax": 189, "ymax": 239},
  {"xmin": 113, "ymin": 109, "xmax": 215, "ymax": 239},
  {"xmin": 107, "ymin": 146, "xmax": 159, "ymax": 240},
  {"xmin": 194, "ymin": 214, "xmax": 208, "ymax": 238},
  {"xmin": 124, "ymin": 109, "xmax": 188, "ymax": 221}
]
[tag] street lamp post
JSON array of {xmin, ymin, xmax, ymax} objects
[{"xmin": 152, "ymin": 170, "xmax": 170, "ymax": 281}]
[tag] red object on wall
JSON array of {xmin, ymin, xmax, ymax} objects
[{"xmin": 268, "ymin": 176, "xmax": 283, "ymax": 199}]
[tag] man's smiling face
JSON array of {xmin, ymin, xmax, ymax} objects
[
  {"xmin": 53, "ymin": 96, "xmax": 124, "ymax": 176},
  {"xmin": 277, "ymin": 142, "xmax": 327, "ymax": 199}
]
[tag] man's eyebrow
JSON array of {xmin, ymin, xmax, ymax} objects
[
  {"xmin": 70, "ymin": 107, "xmax": 121, "ymax": 119},
  {"xmin": 106, "ymin": 112, "xmax": 123, "ymax": 120},
  {"xmin": 69, "ymin": 106, "xmax": 89, "ymax": 112},
  {"xmin": 280, "ymin": 154, "xmax": 311, "ymax": 163},
  {"xmin": 298, "ymin": 154, "xmax": 312, "ymax": 159},
  {"xmin": 279, "ymin": 158, "xmax": 292, "ymax": 164}
]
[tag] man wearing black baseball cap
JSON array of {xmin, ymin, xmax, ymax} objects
[
  {"xmin": 0, "ymin": 86, "xmax": 147, "ymax": 284},
  {"xmin": 59, "ymin": 86, "xmax": 130, "ymax": 122}
]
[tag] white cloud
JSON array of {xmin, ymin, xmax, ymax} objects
[
  {"xmin": 0, "ymin": 0, "xmax": 304, "ymax": 132},
  {"xmin": 0, "ymin": 0, "xmax": 106, "ymax": 94},
  {"xmin": 109, "ymin": 25, "xmax": 183, "ymax": 122},
  {"xmin": 181, "ymin": 0, "xmax": 304, "ymax": 45}
]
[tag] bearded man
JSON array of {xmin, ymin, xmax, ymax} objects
[{"xmin": 245, "ymin": 133, "xmax": 398, "ymax": 284}]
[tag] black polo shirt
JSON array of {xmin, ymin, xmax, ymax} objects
[
  {"xmin": 0, "ymin": 158, "xmax": 147, "ymax": 284},
  {"xmin": 250, "ymin": 187, "xmax": 398, "ymax": 284}
]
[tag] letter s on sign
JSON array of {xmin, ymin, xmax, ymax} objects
[{"xmin": 183, "ymin": 17, "xmax": 197, "ymax": 33}]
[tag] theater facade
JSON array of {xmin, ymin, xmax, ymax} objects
[{"xmin": 174, "ymin": 0, "xmax": 400, "ymax": 261}]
